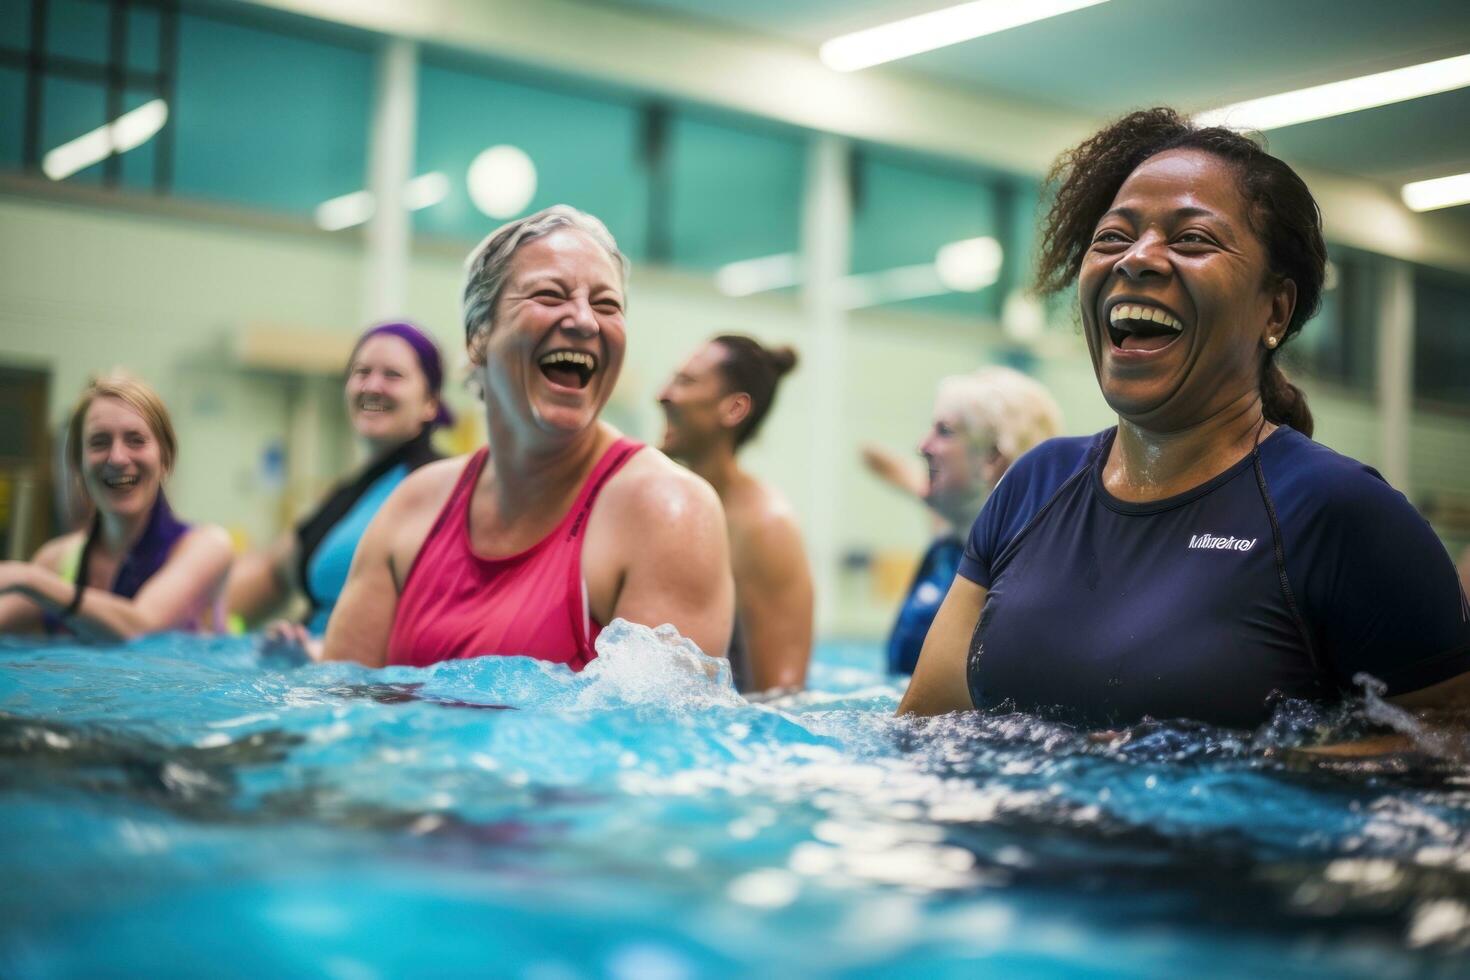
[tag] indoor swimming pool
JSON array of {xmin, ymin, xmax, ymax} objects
[{"xmin": 2, "ymin": 624, "xmax": 1468, "ymax": 978}]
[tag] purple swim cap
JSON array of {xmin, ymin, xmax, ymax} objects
[{"xmin": 351, "ymin": 321, "xmax": 456, "ymax": 429}]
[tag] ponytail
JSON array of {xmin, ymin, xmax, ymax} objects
[{"xmin": 1261, "ymin": 357, "xmax": 1313, "ymax": 437}]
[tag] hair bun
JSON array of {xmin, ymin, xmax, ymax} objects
[{"xmin": 768, "ymin": 346, "xmax": 799, "ymax": 376}]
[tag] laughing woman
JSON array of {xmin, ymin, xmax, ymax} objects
[
  {"xmin": 320, "ymin": 206, "xmax": 734, "ymax": 669},
  {"xmin": 900, "ymin": 109, "xmax": 1470, "ymax": 730},
  {"xmin": 0, "ymin": 373, "xmax": 234, "ymax": 640}
]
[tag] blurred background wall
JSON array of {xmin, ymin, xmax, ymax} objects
[{"xmin": 1, "ymin": 0, "xmax": 1468, "ymax": 638}]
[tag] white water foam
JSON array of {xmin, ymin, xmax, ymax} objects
[{"xmin": 572, "ymin": 619, "xmax": 746, "ymax": 713}]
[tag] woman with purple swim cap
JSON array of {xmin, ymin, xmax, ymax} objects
[{"xmin": 226, "ymin": 321, "xmax": 452, "ymax": 636}]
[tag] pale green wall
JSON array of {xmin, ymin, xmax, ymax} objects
[{"xmin": 2, "ymin": 193, "xmax": 1466, "ymax": 639}]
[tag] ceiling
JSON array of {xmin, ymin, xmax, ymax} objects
[{"xmin": 606, "ymin": 0, "xmax": 1470, "ymax": 204}]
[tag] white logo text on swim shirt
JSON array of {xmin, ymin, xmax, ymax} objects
[{"xmin": 1188, "ymin": 533, "xmax": 1257, "ymax": 552}]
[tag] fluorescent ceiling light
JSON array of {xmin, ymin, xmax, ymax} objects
[
  {"xmin": 839, "ymin": 265, "xmax": 944, "ymax": 310},
  {"xmin": 717, "ymin": 238, "xmax": 1002, "ymax": 307},
  {"xmin": 820, "ymin": 0, "xmax": 1112, "ymax": 72},
  {"xmin": 43, "ymin": 99, "xmax": 169, "ymax": 181},
  {"xmin": 1401, "ymin": 171, "xmax": 1470, "ymax": 212},
  {"xmin": 403, "ymin": 171, "xmax": 450, "ymax": 211},
  {"xmin": 715, "ymin": 253, "xmax": 800, "ymax": 297},
  {"xmin": 315, "ymin": 190, "xmax": 375, "ymax": 232},
  {"xmin": 1197, "ymin": 53, "xmax": 1470, "ymax": 130},
  {"xmin": 315, "ymin": 172, "xmax": 448, "ymax": 231}
]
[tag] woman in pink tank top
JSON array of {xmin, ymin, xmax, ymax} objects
[{"xmin": 316, "ymin": 206, "xmax": 734, "ymax": 671}]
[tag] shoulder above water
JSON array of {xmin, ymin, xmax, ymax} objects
[
  {"xmin": 601, "ymin": 446, "xmax": 725, "ymax": 530},
  {"xmin": 1256, "ymin": 426, "xmax": 1409, "ymax": 520}
]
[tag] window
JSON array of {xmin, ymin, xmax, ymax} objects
[
  {"xmin": 1286, "ymin": 248, "xmax": 1376, "ymax": 394},
  {"xmin": 849, "ymin": 147, "xmax": 1010, "ymax": 318},
  {"xmin": 1414, "ymin": 267, "xmax": 1470, "ymax": 408},
  {"xmin": 665, "ymin": 109, "xmax": 804, "ymax": 271},
  {"xmin": 172, "ymin": 12, "xmax": 372, "ymax": 215},
  {"xmin": 0, "ymin": 0, "xmax": 172, "ymax": 190}
]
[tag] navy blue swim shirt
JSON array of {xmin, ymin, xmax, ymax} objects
[{"xmin": 959, "ymin": 426, "xmax": 1470, "ymax": 729}]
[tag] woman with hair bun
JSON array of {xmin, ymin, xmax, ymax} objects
[
  {"xmin": 901, "ymin": 108, "xmax": 1470, "ymax": 730},
  {"xmin": 0, "ymin": 372, "xmax": 234, "ymax": 640},
  {"xmin": 658, "ymin": 335, "xmax": 813, "ymax": 692}
]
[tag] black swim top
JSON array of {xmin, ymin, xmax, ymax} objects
[
  {"xmin": 728, "ymin": 614, "xmax": 752, "ymax": 693},
  {"xmin": 959, "ymin": 426, "xmax": 1470, "ymax": 729}
]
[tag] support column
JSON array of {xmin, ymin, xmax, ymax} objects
[
  {"xmin": 362, "ymin": 38, "xmax": 418, "ymax": 324},
  {"xmin": 800, "ymin": 134, "xmax": 852, "ymax": 637},
  {"xmin": 1376, "ymin": 259, "xmax": 1415, "ymax": 494}
]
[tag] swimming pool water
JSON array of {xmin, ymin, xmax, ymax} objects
[{"xmin": 3, "ymin": 622, "xmax": 1469, "ymax": 978}]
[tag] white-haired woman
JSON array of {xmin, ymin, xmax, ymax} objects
[
  {"xmin": 866, "ymin": 366, "xmax": 1062, "ymax": 674},
  {"xmin": 319, "ymin": 206, "xmax": 733, "ymax": 669}
]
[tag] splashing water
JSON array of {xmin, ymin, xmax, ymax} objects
[{"xmin": 2, "ymin": 624, "xmax": 1470, "ymax": 977}]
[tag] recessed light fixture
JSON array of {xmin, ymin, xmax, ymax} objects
[
  {"xmin": 935, "ymin": 237, "xmax": 1003, "ymax": 292},
  {"xmin": 466, "ymin": 145, "xmax": 537, "ymax": 219},
  {"xmin": 1401, "ymin": 171, "xmax": 1470, "ymax": 212},
  {"xmin": 1197, "ymin": 53, "xmax": 1470, "ymax": 130},
  {"xmin": 820, "ymin": 0, "xmax": 1112, "ymax": 72}
]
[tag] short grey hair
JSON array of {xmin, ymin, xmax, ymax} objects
[
  {"xmin": 461, "ymin": 205, "xmax": 629, "ymax": 349},
  {"xmin": 935, "ymin": 366, "xmax": 1063, "ymax": 463}
]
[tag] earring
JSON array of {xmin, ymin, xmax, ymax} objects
[{"xmin": 1265, "ymin": 335, "xmax": 1279, "ymax": 349}]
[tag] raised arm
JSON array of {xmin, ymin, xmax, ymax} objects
[
  {"xmin": 225, "ymin": 531, "xmax": 299, "ymax": 627},
  {"xmin": 0, "ymin": 526, "xmax": 234, "ymax": 641},
  {"xmin": 861, "ymin": 444, "xmax": 927, "ymax": 501},
  {"xmin": 606, "ymin": 469, "xmax": 734, "ymax": 660},
  {"xmin": 897, "ymin": 576, "xmax": 987, "ymax": 716},
  {"xmin": 732, "ymin": 511, "xmax": 813, "ymax": 691}
]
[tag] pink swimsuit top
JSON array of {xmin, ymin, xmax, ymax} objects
[{"xmin": 386, "ymin": 438, "xmax": 643, "ymax": 669}]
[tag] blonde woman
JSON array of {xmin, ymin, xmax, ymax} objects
[
  {"xmin": 0, "ymin": 372, "xmax": 233, "ymax": 640},
  {"xmin": 865, "ymin": 367, "xmax": 1062, "ymax": 674}
]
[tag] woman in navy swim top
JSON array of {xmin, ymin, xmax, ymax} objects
[
  {"xmin": 900, "ymin": 108, "xmax": 1470, "ymax": 730},
  {"xmin": 0, "ymin": 372, "xmax": 234, "ymax": 640}
]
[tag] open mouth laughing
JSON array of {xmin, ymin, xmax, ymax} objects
[
  {"xmin": 538, "ymin": 349, "xmax": 598, "ymax": 390},
  {"xmin": 101, "ymin": 474, "xmax": 140, "ymax": 493},
  {"xmin": 355, "ymin": 395, "xmax": 395, "ymax": 415},
  {"xmin": 1104, "ymin": 301, "xmax": 1185, "ymax": 353}
]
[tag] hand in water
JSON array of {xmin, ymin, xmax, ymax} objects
[{"xmin": 261, "ymin": 620, "xmax": 323, "ymax": 662}]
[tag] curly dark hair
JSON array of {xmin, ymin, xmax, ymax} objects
[{"xmin": 1035, "ymin": 107, "xmax": 1326, "ymax": 437}]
